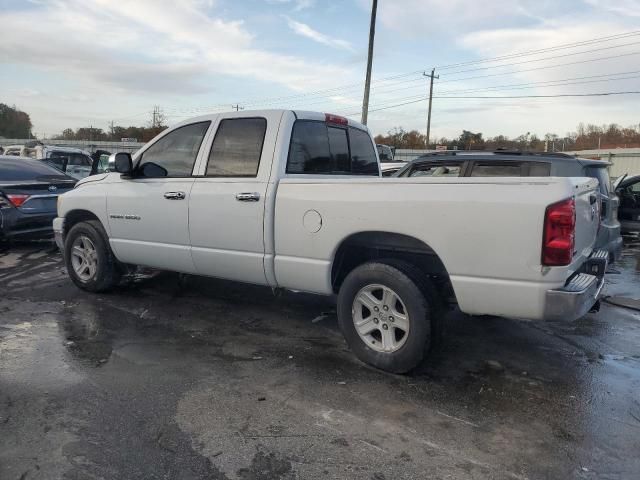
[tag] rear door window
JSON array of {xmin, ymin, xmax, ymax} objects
[
  {"xmin": 409, "ymin": 163, "xmax": 462, "ymax": 177},
  {"xmin": 286, "ymin": 120, "xmax": 378, "ymax": 175},
  {"xmin": 206, "ymin": 118, "xmax": 267, "ymax": 177}
]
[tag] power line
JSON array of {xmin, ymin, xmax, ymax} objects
[
  {"xmin": 439, "ymin": 39, "xmax": 640, "ymax": 76},
  {"xmin": 163, "ymin": 33, "xmax": 640, "ymax": 115},
  {"xmin": 435, "ymin": 50, "xmax": 640, "ymax": 84},
  {"xmin": 340, "ymin": 91, "xmax": 640, "ymax": 117},
  {"xmin": 437, "ymin": 70, "xmax": 640, "ymax": 95},
  {"xmin": 435, "ymin": 29, "xmax": 640, "ymax": 70}
]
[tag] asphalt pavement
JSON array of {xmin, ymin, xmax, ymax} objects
[{"xmin": 1, "ymin": 236, "xmax": 639, "ymax": 480}]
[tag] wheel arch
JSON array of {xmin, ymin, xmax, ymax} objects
[
  {"xmin": 63, "ymin": 209, "xmax": 103, "ymax": 236},
  {"xmin": 330, "ymin": 231, "xmax": 453, "ymax": 299}
]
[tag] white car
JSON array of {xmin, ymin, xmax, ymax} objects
[{"xmin": 54, "ymin": 110, "xmax": 606, "ymax": 373}]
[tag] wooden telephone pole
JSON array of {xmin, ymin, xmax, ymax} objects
[
  {"xmin": 361, "ymin": 0, "xmax": 378, "ymax": 126},
  {"xmin": 424, "ymin": 69, "xmax": 439, "ymax": 148}
]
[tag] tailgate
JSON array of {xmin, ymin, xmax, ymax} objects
[{"xmin": 571, "ymin": 177, "xmax": 600, "ymax": 270}]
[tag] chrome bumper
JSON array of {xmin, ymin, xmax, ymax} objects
[
  {"xmin": 52, "ymin": 217, "xmax": 65, "ymax": 252},
  {"xmin": 544, "ymin": 250, "xmax": 608, "ymax": 321}
]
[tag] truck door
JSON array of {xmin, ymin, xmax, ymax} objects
[
  {"xmin": 106, "ymin": 121, "xmax": 211, "ymax": 273},
  {"xmin": 189, "ymin": 111, "xmax": 283, "ymax": 285}
]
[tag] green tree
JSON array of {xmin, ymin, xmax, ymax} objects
[{"xmin": 0, "ymin": 103, "xmax": 32, "ymax": 138}]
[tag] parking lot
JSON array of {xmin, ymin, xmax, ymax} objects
[{"xmin": 0, "ymin": 237, "xmax": 639, "ymax": 480}]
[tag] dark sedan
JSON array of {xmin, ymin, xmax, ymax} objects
[{"xmin": 0, "ymin": 156, "xmax": 76, "ymax": 241}]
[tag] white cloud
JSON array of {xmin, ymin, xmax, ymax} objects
[
  {"xmin": 266, "ymin": 0, "xmax": 315, "ymax": 11},
  {"xmin": 284, "ymin": 16, "xmax": 355, "ymax": 52},
  {"xmin": 585, "ymin": 0, "xmax": 640, "ymax": 17},
  {"xmin": 0, "ymin": 0, "xmax": 352, "ymax": 96}
]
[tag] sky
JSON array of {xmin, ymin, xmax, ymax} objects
[{"xmin": 1, "ymin": 0, "xmax": 640, "ymax": 140}]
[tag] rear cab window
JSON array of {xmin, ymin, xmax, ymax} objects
[{"xmin": 286, "ymin": 120, "xmax": 379, "ymax": 175}]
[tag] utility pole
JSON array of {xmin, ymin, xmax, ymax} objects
[
  {"xmin": 423, "ymin": 68, "xmax": 439, "ymax": 149},
  {"xmin": 232, "ymin": 104, "xmax": 244, "ymax": 112},
  {"xmin": 361, "ymin": 0, "xmax": 378, "ymax": 126},
  {"xmin": 109, "ymin": 120, "xmax": 115, "ymax": 139}
]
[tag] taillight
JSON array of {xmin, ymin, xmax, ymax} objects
[
  {"xmin": 6, "ymin": 194, "xmax": 30, "ymax": 207},
  {"xmin": 325, "ymin": 113, "xmax": 348, "ymax": 126},
  {"xmin": 542, "ymin": 197, "xmax": 576, "ymax": 266}
]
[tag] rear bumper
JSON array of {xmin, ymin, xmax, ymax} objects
[
  {"xmin": 544, "ymin": 249, "xmax": 608, "ymax": 322},
  {"xmin": 53, "ymin": 217, "xmax": 65, "ymax": 251}
]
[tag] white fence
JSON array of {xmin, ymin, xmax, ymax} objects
[
  {"xmin": 565, "ymin": 148, "xmax": 640, "ymax": 178},
  {"xmin": 0, "ymin": 138, "xmax": 145, "ymax": 154}
]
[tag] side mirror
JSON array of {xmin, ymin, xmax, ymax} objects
[{"xmin": 109, "ymin": 152, "xmax": 133, "ymax": 175}]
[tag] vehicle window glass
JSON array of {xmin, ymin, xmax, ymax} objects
[
  {"xmin": 45, "ymin": 156, "xmax": 67, "ymax": 170},
  {"xmin": 97, "ymin": 154, "xmax": 110, "ymax": 173},
  {"xmin": 287, "ymin": 121, "xmax": 332, "ymax": 174},
  {"xmin": 0, "ymin": 159, "xmax": 69, "ymax": 181},
  {"xmin": 409, "ymin": 163, "xmax": 461, "ymax": 177},
  {"xmin": 584, "ymin": 166, "xmax": 610, "ymax": 195},
  {"xmin": 377, "ymin": 144, "xmax": 393, "ymax": 162},
  {"xmin": 528, "ymin": 162, "xmax": 551, "ymax": 176},
  {"xmin": 349, "ymin": 127, "xmax": 379, "ymax": 175},
  {"xmin": 67, "ymin": 153, "xmax": 91, "ymax": 166},
  {"xmin": 327, "ymin": 126, "xmax": 350, "ymax": 173},
  {"xmin": 207, "ymin": 118, "xmax": 266, "ymax": 177},
  {"xmin": 471, "ymin": 163, "xmax": 522, "ymax": 177},
  {"xmin": 139, "ymin": 121, "xmax": 210, "ymax": 177}
]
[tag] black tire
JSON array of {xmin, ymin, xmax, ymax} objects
[
  {"xmin": 337, "ymin": 260, "xmax": 441, "ymax": 373},
  {"xmin": 64, "ymin": 220, "xmax": 121, "ymax": 292}
]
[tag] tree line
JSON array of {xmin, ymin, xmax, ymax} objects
[
  {"xmin": 374, "ymin": 123, "xmax": 640, "ymax": 152},
  {"xmin": 54, "ymin": 124, "xmax": 168, "ymax": 143},
  {"xmin": 0, "ymin": 103, "xmax": 33, "ymax": 138}
]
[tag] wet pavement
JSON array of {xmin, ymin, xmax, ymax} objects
[{"xmin": 1, "ymin": 236, "xmax": 639, "ymax": 480}]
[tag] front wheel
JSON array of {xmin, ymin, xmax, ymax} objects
[
  {"xmin": 337, "ymin": 261, "xmax": 438, "ymax": 373},
  {"xmin": 64, "ymin": 220, "xmax": 121, "ymax": 292}
]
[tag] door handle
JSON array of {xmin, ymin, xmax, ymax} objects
[
  {"xmin": 164, "ymin": 191, "xmax": 186, "ymax": 200},
  {"xmin": 235, "ymin": 192, "xmax": 260, "ymax": 202}
]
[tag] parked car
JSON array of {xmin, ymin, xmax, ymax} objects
[
  {"xmin": 0, "ymin": 156, "xmax": 76, "ymax": 241},
  {"xmin": 54, "ymin": 110, "xmax": 605, "ymax": 373},
  {"xmin": 614, "ymin": 174, "xmax": 640, "ymax": 232},
  {"xmin": 396, "ymin": 151, "xmax": 624, "ymax": 262},
  {"xmin": 8, "ymin": 143, "xmax": 94, "ymax": 180},
  {"xmin": 35, "ymin": 146, "xmax": 94, "ymax": 180}
]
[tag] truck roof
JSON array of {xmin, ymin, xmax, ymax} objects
[{"xmin": 170, "ymin": 109, "xmax": 370, "ymax": 134}]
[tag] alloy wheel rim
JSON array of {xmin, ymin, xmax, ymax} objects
[
  {"xmin": 352, "ymin": 284, "xmax": 410, "ymax": 353},
  {"xmin": 70, "ymin": 235, "xmax": 98, "ymax": 282}
]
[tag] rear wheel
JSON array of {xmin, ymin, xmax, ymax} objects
[
  {"xmin": 337, "ymin": 260, "xmax": 440, "ymax": 373},
  {"xmin": 64, "ymin": 220, "xmax": 120, "ymax": 292}
]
